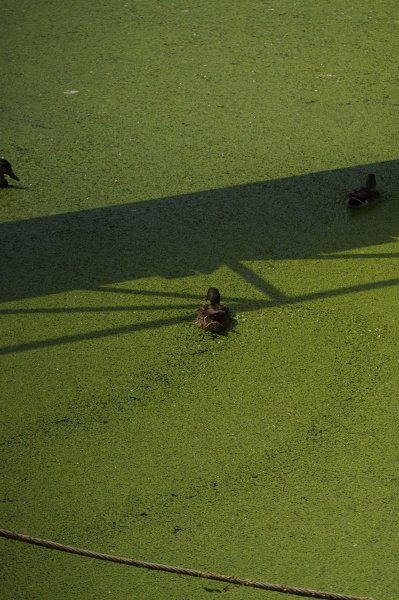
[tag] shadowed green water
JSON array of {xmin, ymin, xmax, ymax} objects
[{"xmin": 1, "ymin": 1, "xmax": 398, "ymax": 599}]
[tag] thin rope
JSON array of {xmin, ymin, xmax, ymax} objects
[{"xmin": 0, "ymin": 529, "xmax": 374, "ymax": 600}]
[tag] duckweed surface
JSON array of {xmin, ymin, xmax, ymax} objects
[{"xmin": 1, "ymin": 2, "xmax": 398, "ymax": 599}]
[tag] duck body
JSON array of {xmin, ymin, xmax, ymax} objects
[
  {"xmin": 196, "ymin": 287, "xmax": 231, "ymax": 333},
  {"xmin": 0, "ymin": 158, "xmax": 19, "ymax": 188},
  {"xmin": 346, "ymin": 173, "xmax": 381, "ymax": 208}
]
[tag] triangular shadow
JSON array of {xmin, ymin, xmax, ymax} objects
[{"xmin": 1, "ymin": 159, "xmax": 398, "ymax": 304}]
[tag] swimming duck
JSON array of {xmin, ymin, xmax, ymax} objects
[
  {"xmin": 346, "ymin": 173, "xmax": 380, "ymax": 208},
  {"xmin": 196, "ymin": 288, "xmax": 231, "ymax": 333},
  {"xmin": 0, "ymin": 159, "xmax": 19, "ymax": 188}
]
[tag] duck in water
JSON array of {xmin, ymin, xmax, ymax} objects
[
  {"xmin": 0, "ymin": 159, "xmax": 19, "ymax": 188},
  {"xmin": 346, "ymin": 173, "xmax": 381, "ymax": 208},
  {"xmin": 196, "ymin": 288, "xmax": 231, "ymax": 333}
]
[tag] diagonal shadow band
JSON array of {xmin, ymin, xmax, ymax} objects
[
  {"xmin": 318, "ymin": 253, "xmax": 399, "ymax": 259},
  {"xmin": 1, "ymin": 159, "xmax": 398, "ymax": 305},
  {"xmin": 232, "ymin": 261, "xmax": 288, "ymax": 301},
  {"xmin": 0, "ymin": 314, "xmax": 192, "ymax": 355},
  {"xmin": 87, "ymin": 287, "xmax": 204, "ymax": 299},
  {"xmin": 0, "ymin": 303, "xmax": 202, "ymax": 315},
  {"xmin": 1, "ymin": 275, "xmax": 399, "ymax": 355}
]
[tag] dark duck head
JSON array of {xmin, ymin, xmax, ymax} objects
[{"xmin": 206, "ymin": 287, "xmax": 221, "ymax": 304}]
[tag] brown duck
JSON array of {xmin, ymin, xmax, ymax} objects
[
  {"xmin": 0, "ymin": 159, "xmax": 19, "ymax": 188},
  {"xmin": 346, "ymin": 174, "xmax": 381, "ymax": 208},
  {"xmin": 196, "ymin": 288, "xmax": 231, "ymax": 333}
]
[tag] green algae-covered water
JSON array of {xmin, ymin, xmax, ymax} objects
[{"xmin": 1, "ymin": 1, "xmax": 399, "ymax": 598}]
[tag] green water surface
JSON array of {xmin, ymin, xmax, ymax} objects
[{"xmin": 1, "ymin": 1, "xmax": 398, "ymax": 599}]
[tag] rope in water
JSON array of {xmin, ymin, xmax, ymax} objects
[{"xmin": 0, "ymin": 529, "xmax": 374, "ymax": 600}]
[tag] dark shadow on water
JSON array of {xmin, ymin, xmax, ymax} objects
[
  {"xmin": 0, "ymin": 314, "xmax": 193, "ymax": 355},
  {"xmin": 1, "ymin": 159, "xmax": 398, "ymax": 303},
  {"xmin": 1, "ymin": 160, "xmax": 398, "ymax": 352},
  {"xmin": 1, "ymin": 275, "xmax": 399, "ymax": 355}
]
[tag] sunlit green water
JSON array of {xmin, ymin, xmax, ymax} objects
[{"xmin": 1, "ymin": 1, "xmax": 398, "ymax": 599}]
